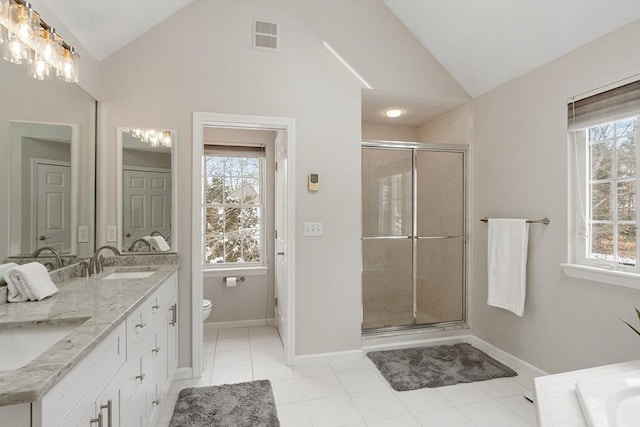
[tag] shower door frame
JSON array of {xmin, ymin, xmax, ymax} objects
[{"xmin": 361, "ymin": 140, "xmax": 469, "ymax": 334}]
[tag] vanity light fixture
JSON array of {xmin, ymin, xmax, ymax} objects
[
  {"xmin": 123, "ymin": 128, "xmax": 173, "ymax": 148},
  {"xmin": 385, "ymin": 109, "xmax": 403, "ymax": 118},
  {"xmin": 0, "ymin": 0, "xmax": 79, "ymax": 83}
]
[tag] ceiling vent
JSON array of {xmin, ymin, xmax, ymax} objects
[{"xmin": 253, "ymin": 20, "xmax": 278, "ymax": 51}]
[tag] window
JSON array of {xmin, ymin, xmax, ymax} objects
[
  {"xmin": 568, "ymin": 79, "xmax": 640, "ymax": 276},
  {"xmin": 586, "ymin": 117, "xmax": 637, "ymax": 265},
  {"xmin": 202, "ymin": 145, "xmax": 265, "ymax": 266}
]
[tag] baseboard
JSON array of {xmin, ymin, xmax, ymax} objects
[
  {"xmin": 466, "ymin": 336, "xmax": 548, "ymax": 378},
  {"xmin": 205, "ymin": 318, "xmax": 275, "ymax": 329},
  {"xmin": 173, "ymin": 367, "xmax": 193, "ymax": 381},
  {"xmin": 293, "ymin": 349, "xmax": 364, "ymax": 366}
]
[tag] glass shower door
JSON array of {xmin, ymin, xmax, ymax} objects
[
  {"xmin": 362, "ymin": 148, "xmax": 413, "ymax": 330},
  {"xmin": 415, "ymin": 150, "xmax": 465, "ymax": 324}
]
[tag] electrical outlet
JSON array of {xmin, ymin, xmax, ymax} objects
[
  {"xmin": 106, "ymin": 226, "xmax": 117, "ymax": 242},
  {"xmin": 304, "ymin": 222, "xmax": 323, "ymax": 237},
  {"xmin": 77, "ymin": 225, "xmax": 89, "ymax": 243}
]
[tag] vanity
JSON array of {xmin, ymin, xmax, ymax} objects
[{"xmin": 0, "ymin": 255, "xmax": 179, "ymax": 427}]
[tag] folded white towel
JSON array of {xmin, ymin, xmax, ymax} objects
[
  {"xmin": 2, "ymin": 262, "xmax": 29, "ymax": 302},
  {"xmin": 0, "ymin": 262, "xmax": 17, "ymax": 286},
  {"xmin": 6, "ymin": 262, "xmax": 59, "ymax": 301},
  {"xmin": 149, "ymin": 235, "xmax": 171, "ymax": 252},
  {"xmin": 487, "ymin": 219, "xmax": 529, "ymax": 316}
]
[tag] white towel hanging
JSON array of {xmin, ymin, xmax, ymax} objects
[{"xmin": 487, "ymin": 219, "xmax": 529, "ymax": 316}]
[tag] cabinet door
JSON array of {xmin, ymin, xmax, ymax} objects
[
  {"xmin": 96, "ymin": 378, "xmax": 121, "ymax": 427},
  {"xmin": 145, "ymin": 365, "xmax": 163, "ymax": 427}
]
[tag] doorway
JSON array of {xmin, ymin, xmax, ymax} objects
[
  {"xmin": 192, "ymin": 113, "xmax": 296, "ymax": 378},
  {"xmin": 361, "ymin": 142, "xmax": 467, "ymax": 332}
]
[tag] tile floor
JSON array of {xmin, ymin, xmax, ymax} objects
[{"xmin": 155, "ymin": 325, "xmax": 538, "ymax": 427}]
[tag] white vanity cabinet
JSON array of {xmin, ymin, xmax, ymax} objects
[
  {"xmin": 121, "ymin": 272, "xmax": 178, "ymax": 427},
  {"xmin": 3, "ymin": 271, "xmax": 180, "ymax": 427}
]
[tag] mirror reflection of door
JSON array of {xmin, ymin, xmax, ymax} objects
[
  {"xmin": 121, "ymin": 129, "xmax": 173, "ymax": 252},
  {"xmin": 123, "ymin": 168, "xmax": 171, "ymax": 248},
  {"xmin": 10, "ymin": 122, "xmax": 75, "ymax": 257},
  {"xmin": 35, "ymin": 161, "xmax": 71, "ymax": 253}
]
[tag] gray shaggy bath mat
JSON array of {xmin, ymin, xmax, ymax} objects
[
  {"xmin": 169, "ymin": 380, "xmax": 279, "ymax": 427},
  {"xmin": 367, "ymin": 343, "xmax": 517, "ymax": 391}
]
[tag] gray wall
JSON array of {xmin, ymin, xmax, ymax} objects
[
  {"xmin": 97, "ymin": 0, "xmax": 467, "ymax": 367},
  {"xmin": 472, "ymin": 20, "xmax": 640, "ymax": 373},
  {"xmin": 203, "ymin": 128, "xmax": 277, "ymax": 324}
]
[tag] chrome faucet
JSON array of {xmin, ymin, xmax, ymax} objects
[
  {"xmin": 129, "ymin": 238, "xmax": 151, "ymax": 252},
  {"xmin": 79, "ymin": 260, "xmax": 90, "ymax": 277},
  {"xmin": 89, "ymin": 245, "xmax": 121, "ymax": 275},
  {"xmin": 31, "ymin": 246, "xmax": 63, "ymax": 269}
]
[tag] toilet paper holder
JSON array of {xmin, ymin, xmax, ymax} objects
[{"xmin": 223, "ymin": 276, "xmax": 245, "ymax": 283}]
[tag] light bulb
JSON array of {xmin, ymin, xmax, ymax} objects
[
  {"xmin": 2, "ymin": 31, "xmax": 32, "ymax": 64},
  {"xmin": 39, "ymin": 26, "xmax": 60, "ymax": 66},
  {"xmin": 9, "ymin": 1, "xmax": 38, "ymax": 44},
  {"xmin": 30, "ymin": 51, "xmax": 52, "ymax": 80},
  {"xmin": 57, "ymin": 46, "xmax": 79, "ymax": 83},
  {"xmin": 385, "ymin": 109, "xmax": 403, "ymax": 118}
]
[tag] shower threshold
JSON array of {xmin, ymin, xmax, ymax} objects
[{"xmin": 362, "ymin": 320, "xmax": 469, "ymax": 338}]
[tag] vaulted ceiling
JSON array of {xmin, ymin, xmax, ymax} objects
[{"xmin": 37, "ymin": 0, "xmax": 640, "ymax": 123}]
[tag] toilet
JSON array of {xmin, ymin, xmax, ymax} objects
[{"xmin": 203, "ymin": 299, "xmax": 212, "ymax": 322}]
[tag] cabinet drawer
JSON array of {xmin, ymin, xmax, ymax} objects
[
  {"xmin": 39, "ymin": 322, "xmax": 126, "ymax": 426},
  {"xmin": 156, "ymin": 274, "xmax": 178, "ymax": 315},
  {"xmin": 127, "ymin": 295, "xmax": 158, "ymax": 349}
]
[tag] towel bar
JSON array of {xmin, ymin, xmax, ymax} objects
[{"xmin": 480, "ymin": 217, "xmax": 550, "ymax": 225}]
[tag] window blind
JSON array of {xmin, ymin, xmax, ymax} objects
[
  {"xmin": 568, "ymin": 79, "xmax": 640, "ymax": 131},
  {"xmin": 203, "ymin": 144, "xmax": 265, "ymax": 158}
]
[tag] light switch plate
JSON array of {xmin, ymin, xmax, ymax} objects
[
  {"xmin": 106, "ymin": 226, "xmax": 117, "ymax": 242},
  {"xmin": 77, "ymin": 226, "xmax": 89, "ymax": 243},
  {"xmin": 304, "ymin": 222, "xmax": 323, "ymax": 236}
]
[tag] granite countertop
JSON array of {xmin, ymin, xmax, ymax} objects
[
  {"xmin": 534, "ymin": 360, "xmax": 640, "ymax": 427},
  {"xmin": 0, "ymin": 255, "xmax": 179, "ymax": 406}
]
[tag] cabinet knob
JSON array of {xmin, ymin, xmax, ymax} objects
[
  {"xmin": 152, "ymin": 304, "xmax": 160, "ymax": 311},
  {"xmin": 136, "ymin": 372, "xmax": 146, "ymax": 381},
  {"xmin": 152, "ymin": 346, "xmax": 160, "ymax": 354},
  {"xmin": 135, "ymin": 322, "xmax": 146, "ymax": 329},
  {"xmin": 152, "ymin": 399, "xmax": 161, "ymax": 406}
]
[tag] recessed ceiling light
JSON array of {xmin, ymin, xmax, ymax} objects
[{"xmin": 385, "ymin": 109, "xmax": 403, "ymax": 118}]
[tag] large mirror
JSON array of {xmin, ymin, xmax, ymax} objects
[
  {"xmin": 117, "ymin": 128, "xmax": 176, "ymax": 253},
  {"xmin": 0, "ymin": 56, "xmax": 97, "ymax": 269}
]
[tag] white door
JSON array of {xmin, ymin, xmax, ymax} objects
[
  {"xmin": 123, "ymin": 169, "xmax": 171, "ymax": 248},
  {"xmin": 274, "ymin": 131, "xmax": 288, "ymax": 349},
  {"xmin": 36, "ymin": 162, "xmax": 71, "ymax": 253}
]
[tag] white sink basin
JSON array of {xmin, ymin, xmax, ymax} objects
[
  {"xmin": 103, "ymin": 271, "xmax": 155, "ymax": 280},
  {"xmin": 0, "ymin": 322, "xmax": 82, "ymax": 371},
  {"xmin": 576, "ymin": 371, "xmax": 640, "ymax": 427}
]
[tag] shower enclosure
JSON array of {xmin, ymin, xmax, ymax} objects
[{"xmin": 361, "ymin": 142, "xmax": 467, "ymax": 332}]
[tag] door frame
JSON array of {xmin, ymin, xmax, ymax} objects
[
  {"xmin": 192, "ymin": 112, "xmax": 296, "ymax": 377},
  {"xmin": 361, "ymin": 140, "xmax": 469, "ymax": 333}
]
